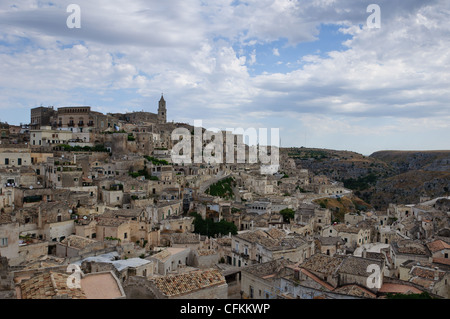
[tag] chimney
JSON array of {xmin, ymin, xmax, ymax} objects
[{"xmin": 362, "ymin": 247, "xmax": 367, "ymax": 258}]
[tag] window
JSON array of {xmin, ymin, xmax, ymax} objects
[
  {"xmin": 124, "ymin": 233, "xmax": 128, "ymax": 239},
  {"xmin": 0, "ymin": 238, "xmax": 8, "ymax": 247},
  {"xmin": 4, "ymin": 158, "xmax": 9, "ymax": 165}
]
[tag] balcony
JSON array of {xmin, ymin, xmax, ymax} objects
[
  {"xmin": 78, "ymin": 122, "xmax": 84, "ymax": 127},
  {"xmin": 87, "ymin": 122, "xmax": 94, "ymax": 127},
  {"xmin": 68, "ymin": 122, "xmax": 75, "ymax": 127}
]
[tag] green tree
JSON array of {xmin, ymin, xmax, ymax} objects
[
  {"xmin": 279, "ymin": 208, "xmax": 295, "ymax": 223},
  {"xmin": 190, "ymin": 212, "xmax": 237, "ymax": 236}
]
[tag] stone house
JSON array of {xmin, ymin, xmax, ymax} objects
[
  {"xmin": 55, "ymin": 235, "xmax": 104, "ymax": 258},
  {"xmin": 240, "ymin": 259, "xmax": 295, "ymax": 299},
  {"xmin": 75, "ymin": 218, "xmax": 98, "ymax": 239},
  {"xmin": 147, "ymin": 247, "xmax": 191, "ymax": 275},
  {"xmin": 314, "ymin": 207, "xmax": 331, "ymax": 232},
  {"xmin": 398, "ymin": 260, "xmax": 450, "ymax": 298},
  {"xmin": 192, "ymin": 249, "xmax": 219, "ymax": 269},
  {"xmin": 0, "ymin": 146, "xmax": 32, "ymax": 168},
  {"xmin": 390, "ymin": 239, "xmax": 432, "ymax": 270},
  {"xmin": 80, "ymin": 252, "xmax": 154, "ymax": 283},
  {"xmin": 426, "ymin": 239, "xmax": 450, "ymax": 264},
  {"xmin": 345, "ymin": 212, "xmax": 365, "ymax": 226},
  {"xmin": 232, "ymin": 228, "xmax": 314, "ymax": 268},
  {"xmin": 0, "ymin": 167, "xmax": 37, "ymax": 188},
  {"xmin": 298, "ymin": 253, "xmax": 384, "ymax": 293},
  {"xmin": 159, "ymin": 215, "xmax": 194, "ymax": 234},
  {"xmin": 315, "ymin": 236, "xmax": 345, "ymax": 256},
  {"xmin": 322, "ymin": 223, "xmax": 371, "ymax": 250},
  {"xmin": 149, "ymin": 199, "xmax": 183, "ymax": 223},
  {"xmin": 0, "ymin": 213, "xmax": 20, "ymax": 265},
  {"xmin": 96, "ymin": 208, "xmax": 148, "ymax": 245}
]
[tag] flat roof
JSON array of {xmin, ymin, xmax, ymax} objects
[{"xmin": 81, "ymin": 272, "xmax": 124, "ymax": 299}]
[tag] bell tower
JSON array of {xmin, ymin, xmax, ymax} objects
[{"xmin": 158, "ymin": 94, "xmax": 167, "ymax": 124}]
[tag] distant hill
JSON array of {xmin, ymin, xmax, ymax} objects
[
  {"xmin": 283, "ymin": 148, "xmax": 450, "ymax": 210},
  {"xmin": 370, "ymin": 150, "xmax": 450, "ymax": 173}
]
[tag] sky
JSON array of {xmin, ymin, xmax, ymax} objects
[{"xmin": 0, "ymin": 0, "xmax": 449, "ymax": 155}]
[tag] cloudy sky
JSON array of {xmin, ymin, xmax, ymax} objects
[{"xmin": 0, "ymin": 0, "xmax": 449, "ymax": 155}]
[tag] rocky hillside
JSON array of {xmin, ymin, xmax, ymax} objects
[
  {"xmin": 283, "ymin": 148, "xmax": 450, "ymax": 210},
  {"xmin": 368, "ymin": 151, "xmax": 450, "ymax": 209},
  {"xmin": 313, "ymin": 195, "xmax": 373, "ymax": 223},
  {"xmin": 370, "ymin": 150, "xmax": 450, "ymax": 173},
  {"xmin": 282, "ymin": 147, "xmax": 394, "ymax": 180}
]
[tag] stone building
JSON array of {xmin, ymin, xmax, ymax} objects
[
  {"xmin": 148, "ymin": 247, "xmax": 191, "ymax": 275},
  {"xmin": 30, "ymin": 106, "xmax": 56, "ymax": 130},
  {"xmin": 240, "ymin": 258, "xmax": 295, "ymax": 299}
]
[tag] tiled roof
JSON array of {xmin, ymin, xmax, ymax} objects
[
  {"xmin": 433, "ymin": 257, "xmax": 450, "ymax": 266},
  {"xmin": 151, "ymin": 269, "xmax": 226, "ymax": 297},
  {"xmin": 334, "ymin": 284, "xmax": 377, "ymax": 298},
  {"xmin": 60, "ymin": 235, "xmax": 99, "ymax": 250},
  {"xmin": 19, "ymin": 271, "xmax": 86, "ymax": 299},
  {"xmin": 298, "ymin": 268, "xmax": 335, "ymax": 291},
  {"xmin": 410, "ymin": 266, "xmax": 445, "ymax": 281},
  {"xmin": 242, "ymin": 259, "xmax": 295, "ymax": 278},
  {"xmin": 151, "ymin": 249, "xmax": 172, "ymax": 262},
  {"xmin": 379, "ymin": 283, "xmax": 423, "ymax": 294},
  {"xmin": 427, "ymin": 240, "xmax": 450, "ymax": 253},
  {"xmin": 97, "ymin": 218, "xmax": 128, "ymax": 227},
  {"xmin": 339, "ymin": 256, "xmax": 383, "ymax": 277},
  {"xmin": 266, "ymin": 227, "xmax": 286, "ymax": 239},
  {"xmin": 392, "ymin": 240, "xmax": 430, "ymax": 256},
  {"xmin": 300, "ymin": 254, "xmax": 345, "ymax": 275}
]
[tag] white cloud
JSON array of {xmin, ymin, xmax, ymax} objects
[{"xmin": 0, "ymin": 0, "xmax": 449, "ymax": 154}]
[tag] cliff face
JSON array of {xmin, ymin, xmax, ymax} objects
[
  {"xmin": 283, "ymin": 148, "xmax": 450, "ymax": 210},
  {"xmin": 367, "ymin": 151, "xmax": 450, "ymax": 209},
  {"xmin": 370, "ymin": 150, "xmax": 450, "ymax": 173}
]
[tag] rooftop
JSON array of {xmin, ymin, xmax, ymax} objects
[
  {"xmin": 426, "ymin": 239, "xmax": 450, "ymax": 253},
  {"xmin": 300, "ymin": 254, "xmax": 345, "ymax": 275},
  {"xmin": 392, "ymin": 240, "xmax": 431, "ymax": 256},
  {"xmin": 150, "ymin": 269, "xmax": 226, "ymax": 297},
  {"xmin": 60, "ymin": 235, "xmax": 100, "ymax": 250},
  {"xmin": 80, "ymin": 272, "xmax": 125, "ymax": 299},
  {"xmin": 241, "ymin": 259, "xmax": 295, "ymax": 278},
  {"xmin": 19, "ymin": 271, "xmax": 86, "ymax": 299}
]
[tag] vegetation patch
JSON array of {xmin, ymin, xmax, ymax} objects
[
  {"xmin": 190, "ymin": 212, "xmax": 237, "ymax": 237},
  {"xmin": 205, "ymin": 177, "xmax": 236, "ymax": 199}
]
